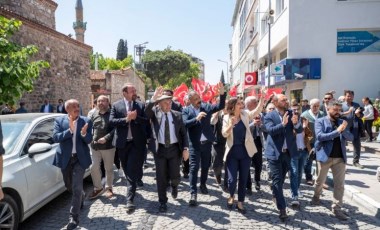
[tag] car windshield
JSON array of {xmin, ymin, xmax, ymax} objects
[{"xmin": 1, "ymin": 120, "xmax": 31, "ymax": 155}]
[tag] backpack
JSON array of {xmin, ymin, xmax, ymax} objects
[{"xmin": 374, "ymin": 107, "xmax": 379, "ymax": 120}]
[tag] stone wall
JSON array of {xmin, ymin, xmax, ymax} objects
[
  {"xmin": 1, "ymin": 7, "xmax": 93, "ymax": 114},
  {"xmin": 0, "ymin": 0, "xmax": 58, "ymax": 29}
]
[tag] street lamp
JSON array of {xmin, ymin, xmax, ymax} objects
[
  {"xmin": 134, "ymin": 41, "xmax": 149, "ymax": 70},
  {"xmin": 217, "ymin": 59, "xmax": 229, "ymax": 84}
]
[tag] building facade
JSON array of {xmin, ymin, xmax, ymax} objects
[
  {"xmin": 0, "ymin": 0, "xmax": 93, "ymax": 113},
  {"xmin": 231, "ymin": 0, "xmax": 380, "ymax": 101},
  {"xmin": 90, "ymin": 68, "xmax": 146, "ymax": 104}
]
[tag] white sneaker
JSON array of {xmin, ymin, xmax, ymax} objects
[
  {"xmin": 298, "ymin": 190, "xmax": 303, "ymax": 198},
  {"xmin": 291, "ymin": 198, "xmax": 300, "ymax": 207},
  {"xmin": 118, "ymin": 169, "xmax": 125, "ymax": 178}
]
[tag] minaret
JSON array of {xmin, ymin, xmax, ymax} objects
[{"xmin": 73, "ymin": 0, "xmax": 86, "ymax": 43}]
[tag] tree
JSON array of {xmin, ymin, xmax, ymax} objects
[
  {"xmin": 220, "ymin": 70, "xmax": 225, "ymax": 85},
  {"xmin": 0, "ymin": 16, "xmax": 49, "ymax": 105},
  {"xmin": 164, "ymin": 62, "xmax": 200, "ymax": 89},
  {"xmin": 124, "ymin": 39, "xmax": 128, "ymax": 57},
  {"xmin": 116, "ymin": 39, "xmax": 125, "ymax": 60},
  {"xmin": 142, "ymin": 48, "xmax": 192, "ymax": 85}
]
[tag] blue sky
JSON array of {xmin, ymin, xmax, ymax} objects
[{"xmin": 55, "ymin": 0, "xmax": 234, "ymax": 84}]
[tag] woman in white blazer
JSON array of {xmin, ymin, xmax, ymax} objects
[{"xmin": 222, "ymin": 89, "xmax": 266, "ymax": 213}]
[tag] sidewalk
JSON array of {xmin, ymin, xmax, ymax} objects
[{"xmin": 321, "ymin": 138, "xmax": 380, "ymax": 219}]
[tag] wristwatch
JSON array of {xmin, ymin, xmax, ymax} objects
[{"xmin": 184, "ymin": 147, "xmax": 189, "ymax": 151}]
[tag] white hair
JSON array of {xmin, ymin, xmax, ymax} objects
[
  {"xmin": 244, "ymin": 96, "xmax": 257, "ymax": 106},
  {"xmin": 309, "ymin": 98, "xmax": 320, "ymax": 106},
  {"xmin": 65, "ymin": 99, "xmax": 79, "ymax": 110}
]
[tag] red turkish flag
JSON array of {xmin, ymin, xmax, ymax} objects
[
  {"xmin": 244, "ymin": 72, "xmax": 257, "ymax": 88},
  {"xmin": 173, "ymin": 83, "xmax": 188, "ymax": 106},
  {"xmin": 191, "ymin": 78, "xmax": 207, "ymax": 95},
  {"xmin": 229, "ymin": 85, "xmax": 237, "ymax": 97},
  {"xmin": 202, "ymin": 84, "xmax": 214, "ymax": 102},
  {"xmin": 247, "ymin": 88, "xmax": 256, "ymax": 96},
  {"xmin": 265, "ymin": 88, "xmax": 283, "ymax": 99}
]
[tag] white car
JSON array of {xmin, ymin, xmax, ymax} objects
[{"xmin": 0, "ymin": 113, "xmax": 90, "ymax": 229}]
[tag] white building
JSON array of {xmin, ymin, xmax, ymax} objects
[{"xmin": 231, "ymin": 0, "xmax": 380, "ymax": 101}]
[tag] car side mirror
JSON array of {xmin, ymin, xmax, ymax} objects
[{"xmin": 28, "ymin": 143, "xmax": 52, "ymax": 158}]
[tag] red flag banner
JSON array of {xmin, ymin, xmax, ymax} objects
[
  {"xmin": 173, "ymin": 83, "xmax": 189, "ymax": 106},
  {"xmin": 264, "ymin": 88, "xmax": 283, "ymax": 99},
  {"xmin": 229, "ymin": 85, "xmax": 237, "ymax": 97},
  {"xmin": 202, "ymin": 84, "xmax": 214, "ymax": 102},
  {"xmin": 191, "ymin": 78, "xmax": 207, "ymax": 95},
  {"xmin": 244, "ymin": 72, "xmax": 257, "ymax": 88},
  {"xmin": 247, "ymin": 88, "xmax": 256, "ymax": 96}
]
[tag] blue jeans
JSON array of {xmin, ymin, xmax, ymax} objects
[
  {"xmin": 268, "ymin": 152, "xmax": 290, "ymax": 210},
  {"xmin": 189, "ymin": 142, "xmax": 212, "ymax": 194},
  {"xmin": 226, "ymin": 145, "xmax": 250, "ymax": 202},
  {"xmin": 290, "ymin": 149, "xmax": 308, "ymax": 198}
]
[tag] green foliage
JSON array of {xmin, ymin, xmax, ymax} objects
[
  {"xmin": 142, "ymin": 48, "xmax": 192, "ymax": 86},
  {"xmin": 0, "ymin": 16, "xmax": 49, "ymax": 105},
  {"xmin": 373, "ymin": 118, "xmax": 380, "ymax": 128},
  {"xmin": 91, "ymin": 51, "xmax": 133, "ymax": 70},
  {"xmin": 164, "ymin": 62, "xmax": 200, "ymax": 89}
]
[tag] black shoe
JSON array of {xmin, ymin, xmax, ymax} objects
[
  {"xmin": 183, "ymin": 173, "xmax": 189, "ymax": 179},
  {"xmin": 137, "ymin": 180, "xmax": 144, "ymax": 187},
  {"xmin": 279, "ymin": 209, "xmax": 288, "ymax": 221},
  {"xmin": 246, "ymin": 188, "xmax": 253, "ymax": 196},
  {"xmin": 171, "ymin": 186, "xmax": 178, "ymax": 199},
  {"xmin": 236, "ymin": 205, "xmax": 247, "ymax": 214},
  {"xmin": 159, "ymin": 203, "xmax": 167, "ymax": 212},
  {"xmin": 66, "ymin": 217, "xmax": 78, "ymax": 230},
  {"xmin": 126, "ymin": 200, "xmax": 136, "ymax": 213},
  {"xmin": 255, "ymin": 181, "xmax": 261, "ymax": 191},
  {"xmin": 189, "ymin": 194, "xmax": 197, "ymax": 206},
  {"xmin": 200, "ymin": 184, "xmax": 209, "ymax": 194}
]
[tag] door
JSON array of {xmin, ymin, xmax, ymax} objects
[{"xmin": 20, "ymin": 118, "xmax": 64, "ymax": 212}]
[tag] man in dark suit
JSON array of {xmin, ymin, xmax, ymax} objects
[
  {"xmin": 264, "ymin": 94, "xmax": 303, "ymax": 221},
  {"xmin": 312, "ymin": 101, "xmax": 353, "ymax": 220},
  {"xmin": 145, "ymin": 86, "xmax": 189, "ymax": 212},
  {"xmin": 182, "ymin": 82, "xmax": 226, "ymax": 206},
  {"xmin": 52, "ymin": 99, "xmax": 92, "ymax": 230},
  {"xmin": 109, "ymin": 83, "xmax": 148, "ymax": 213},
  {"xmin": 57, "ymin": 98, "xmax": 67, "ymax": 114},
  {"xmin": 40, "ymin": 99, "xmax": 54, "ymax": 113}
]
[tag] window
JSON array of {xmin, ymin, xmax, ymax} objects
[
  {"xmin": 254, "ymin": 7, "xmax": 259, "ymax": 34},
  {"xmin": 239, "ymin": 0, "xmax": 248, "ymax": 34},
  {"xmin": 280, "ymin": 49, "xmax": 287, "ymax": 60},
  {"xmin": 276, "ymin": 0, "xmax": 285, "ymax": 16},
  {"xmin": 24, "ymin": 119, "xmax": 55, "ymax": 154}
]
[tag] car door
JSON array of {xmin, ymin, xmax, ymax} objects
[{"xmin": 19, "ymin": 118, "xmax": 64, "ymax": 212}]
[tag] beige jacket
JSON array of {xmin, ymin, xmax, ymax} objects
[{"xmin": 222, "ymin": 109, "xmax": 262, "ymax": 162}]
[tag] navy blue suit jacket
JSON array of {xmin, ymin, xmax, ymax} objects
[
  {"xmin": 182, "ymin": 93, "xmax": 226, "ymax": 150},
  {"xmin": 40, "ymin": 104, "xmax": 54, "ymax": 113},
  {"xmin": 109, "ymin": 99, "xmax": 148, "ymax": 150},
  {"xmin": 264, "ymin": 110, "xmax": 303, "ymax": 160},
  {"xmin": 52, "ymin": 115, "xmax": 93, "ymax": 170},
  {"xmin": 314, "ymin": 116, "xmax": 354, "ymax": 163}
]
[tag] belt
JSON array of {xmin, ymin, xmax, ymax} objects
[
  {"xmin": 71, "ymin": 153, "xmax": 77, "ymax": 158},
  {"xmin": 298, "ymin": 148, "xmax": 307, "ymax": 151},
  {"xmin": 200, "ymin": 140, "xmax": 209, "ymax": 145},
  {"xmin": 159, "ymin": 143, "xmax": 178, "ymax": 148},
  {"xmin": 126, "ymin": 139, "xmax": 133, "ymax": 143},
  {"xmin": 281, "ymin": 149, "xmax": 289, "ymax": 153}
]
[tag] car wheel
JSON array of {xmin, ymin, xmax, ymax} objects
[{"xmin": 0, "ymin": 194, "xmax": 20, "ymax": 230}]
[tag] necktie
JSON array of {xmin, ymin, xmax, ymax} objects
[
  {"xmin": 127, "ymin": 101, "xmax": 133, "ymax": 140},
  {"xmin": 165, "ymin": 113, "xmax": 170, "ymax": 146}
]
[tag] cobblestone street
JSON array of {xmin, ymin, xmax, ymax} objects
[{"xmin": 19, "ymin": 154, "xmax": 380, "ymax": 230}]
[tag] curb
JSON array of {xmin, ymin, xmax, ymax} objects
[{"xmin": 323, "ymin": 171, "xmax": 380, "ymax": 219}]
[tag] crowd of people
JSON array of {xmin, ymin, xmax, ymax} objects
[{"xmin": 2, "ymin": 83, "xmax": 378, "ymax": 229}]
